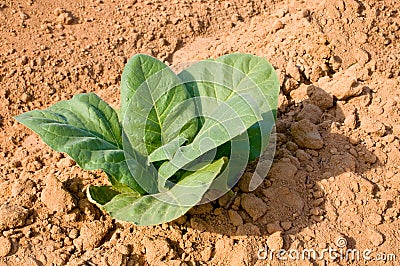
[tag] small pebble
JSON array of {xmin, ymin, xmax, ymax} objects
[
  {"xmin": 16, "ymin": 56, "xmax": 28, "ymax": 66},
  {"xmin": 311, "ymin": 215, "xmax": 324, "ymax": 222},
  {"xmin": 280, "ymin": 221, "xmax": 292, "ymax": 231},
  {"xmin": 68, "ymin": 229, "xmax": 79, "ymax": 239},
  {"xmin": 116, "ymin": 244, "xmax": 130, "ymax": 255},
  {"xmin": 271, "ymin": 20, "xmax": 284, "ymax": 32},
  {"xmin": 310, "ymin": 207, "xmax": 322, "ymax": 216},
  {"xmin": 19, "ymin": 12, "xmax": 28, "ymax": 20},
  {"xmin": 313, "ymin": 190, "xmax": 324, "ymax": 199}
]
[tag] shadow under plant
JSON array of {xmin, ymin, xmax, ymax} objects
[{"xmin": 183, "ymin": 84, "xmax": 381, "ymax": 238}]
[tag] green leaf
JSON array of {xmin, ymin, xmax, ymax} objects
[
  {"xmin": 147, "ymin": 136, "xmax": 187, "ymax": 163},
  {"xmin": 158, "ymin": 54, "xmax": 279, "ymax": 182},
  {"xmin": 120, "ymin": 54, "xmax": 197, "ymax": 156},
  {"xmin": 183, "ymin": 54, "xmax": 279, "ymax": 158},
  {"xmin": 93, "ymin": 158, "xmax": 225, "ymax": 226},
  {"xmin": 14, "ymin": 93, "xmax": 156, "ymax": 195},
  {"xmin": 213, "ymin": 54, "xmax": 279, "ymax": 160},
  {"xmin": 87, "ymin": 186, "xmax": 126, "ymax": 205}
]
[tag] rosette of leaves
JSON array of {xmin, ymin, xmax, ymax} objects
[{"xmin": 15, "ymin": 53, "xmax": 279, "ymax": 226}]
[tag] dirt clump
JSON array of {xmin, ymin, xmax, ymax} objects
[
  {"xmin": 41, "ymin": 174, "xmax": 76, "ymax": 213},
  {"xmin": 73, "ymin": 219, "xmax": 112, "ymax": 251},
  {"xmin": 291, "ymin": 119, "xmax": 324, "ymax": 149},
  {"xmin": 0, "ymin": 237, "xmax": 12, "ymax": 258},
  {"xmin": 241, "ymin": 193, "xmax": 268, "ymax": 221},
  {"xmin": 0, "ymin": 203, "xmax": 29, "ymax": 231}
]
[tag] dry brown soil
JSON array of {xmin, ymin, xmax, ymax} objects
[{"xmin": 1, "ymin": 0, "xmax": 400, "ymax": 265}]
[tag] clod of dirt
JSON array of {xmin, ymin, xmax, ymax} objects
[
  {"xmin": 290, "ymin": 84, "xmax": 308, "ymax": 102},
  {"xmin": 201, "ymin": 246, "xmax": 213, "ymax": 261},
  {"xmin": 280, "ymin": 221, "xmax": 292, "ymax": 231},
  {"xmin": 360, "ymin": 117, "xmax": 386, "ymax": 137},
  {"xmin": 213, "ymin": 237, "xmax": 256, "ymax": 264},
  {"xmin": 297, "ymin": 103, "xmax": 323, "ymax": 124},
  {"xmin": 54, "ymin": 8, "xmax": 74, "ymax": 25},
  {"xmin": 11, "ymin": 178, "xmax": 36, "ymax": 208},
  {"xmin": 353, "ymin": 174, "xmax": 375, "ymax": 194},
  {"xmin": 291, "ymin": 119, "xmax": 324, "ymax": 149},
  {"xmin": 310, "ymin": 65, "xmax": 325, "ymax": 83},
  {"xmin": 228, "ymin": 210, "xmax": 243, "ymax": 226},
  {"xmin": 321, "ymin": 74, "xmax": 363, "ymax": 100},
  {"xmin": 57, "ymin": 13, "xmax": 73, "ymax": 25},
  {"xmin": 286, "ymin": 61, "xmax": 301, "ymax": 82},
  {"xmin": 0, "ymin": 203, "xmax": 29, "ymax": 231},
  {"xmin": 143, "ymin": 236, "xmax": 175, "ymax": 264},
  {"xmin": 295, "ymin": 149, "xmax": 310, "ymax": 161},
  {"xmin": 172, "ymin": 215, "xmax": 187, "ymax": 225},
  {"xmin": 19, "ymin": 12, "xmax": 28, "ymax": 20},
  {"xmin": 240, "ymin": 194, "xmax": 267, "ymax": 221},
  {"xmin": 188, "ymin": 203, "xmax": 213, "ymax": 215},
  {"xmin": 392, "ymin": 125, "xmax": 400, "ymax": 136},
  {"xmin": 190, "ymin": 217, "xmax": 208, "ymax": 232},
  {"xmin": 268, "ymin": 160, "xmax": 298, "ymax": 180},
  {"xmin": 271, "ymin": 20, "xmax": 285, "ymax": 33},
  {"xmin": 267, "ymin": 231, "xmax": 284, "ymax": 250},
  {"xmin": 367, "ymin": 229, "xmax": 384, "ymax": 247},
  {"xmin": 41, "ymin": 174, "xmax": 76, "ymax": 213},
  {"xmin": 0, "ymin": 237, "xmax": 12, "ymax": 257},
  {"xmin": 73, "ymin": 220, "xmax": 111, "ymax": 250},
  {"xmin": 344, "ymin": 114, "xmax": 357, "ymax": 129},
  {"xmin": 53, "ymin": 8, "xmax": 64, "ymax": 16},
  {"xmin": 78, "ymin": 198, "xmax": 99, "ymax": 220},
  {"xmin": 306, "ymin": 85, "xmax": 334, "ymax": 111},
  {"xmin": 56, "ymin": 157, "xmax": 75, "ymax": 169},
  {"xmin": 116, "ymin": 244, "xmax": 131, "ymax": 255},
  {"xmin": 213, "ymin": 238, "xmax": 234, "ymax": 261}
]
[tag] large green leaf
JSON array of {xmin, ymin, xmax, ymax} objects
[
  {"xmin": 158, "ymin": 54, "xmax": 279, "ymax": 184},
  {"xmin": 120, "ymin": 54, "xmax": 197, "ymax": 156},
  {"xmin": 14, "ymin": 93, "xmax": 156, "ymax": 195},
  {"xmin": 213, "ymin": 54, "xmax": 279, "ymax": 161},
  {"xmin": 88, "ymin": 157, "xmax": 226, "ymax": 226},
  {"xmin": 181, "ymin": 54, "xmax": 279, "ymax": 158}
]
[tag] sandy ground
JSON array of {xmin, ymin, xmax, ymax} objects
[{"xmin": 0, "ymin": 0, "xmax": 400, "ymax": 265}]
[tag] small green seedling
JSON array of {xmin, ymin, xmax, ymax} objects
[{"xmin": 15, "ymin": 53, "xmax": 279, "ymax": 225}]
